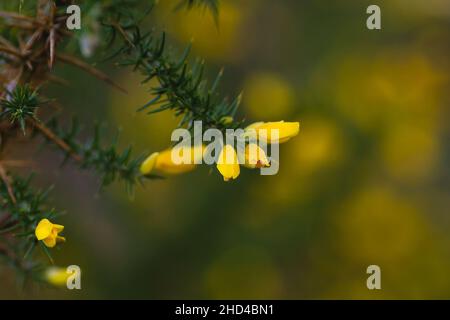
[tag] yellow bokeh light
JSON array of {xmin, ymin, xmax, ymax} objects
[
  {"xmin": 335, "ymin": 185, "xmax": 432, "ymax": 265},
  {"xmin": 289, "ymin": 117, "xmax": 345, "ymax": 172},
  {"xmin": 380, "ymin": 122, "xmax": 440, "ymax": 183},
  {"xmin": 327, "ymin": 52, "xmax": 445, "ymax": 131},
  {"xmin": 158, "ymin": 1, "xmax": 243, "ymax": 62},
  {"xmin": 109, "ymin": 72, "xmax": 179, "ymax": 151},
  {"xmin": 244, "ymin": 73, "xmax": 295, "ymax": 120}
]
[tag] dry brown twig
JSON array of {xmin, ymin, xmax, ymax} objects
[{"xmin": 0, "ymin": 0, "xmax": 130, "ymax": 182}]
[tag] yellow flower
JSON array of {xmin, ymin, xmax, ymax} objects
[
  {"xmin": 217, "ymin": 144, "xmax": 240, "ymax": 181},
  {"xmin": 140, "ymin": 145, "xmax": 204, "ymax": 175},
  {"xmin": 245, "ymin": 121, "xmax": 300, "ymax": 144},
  {"xmin": 244, "ymin": 143, "xmax": 270, "ymax": 169},
  {"xmin": 35, "ymin": 218, "xmax": 65, "ymax": 248},
  {"xmin": 244, "ymin": 73, "xmax": 294, "ymax": 119},
  {"xmin": 140, "ymin": 152, "xmax": 159, "ymax": 175},
  {"xmin": 44, "ymin": 266, "xmax": 68, "ymax": 287}
]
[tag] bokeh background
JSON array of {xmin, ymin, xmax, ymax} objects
[{"xmin": 2, "ymin": 0, "xmax": 450, "ymax": 299}]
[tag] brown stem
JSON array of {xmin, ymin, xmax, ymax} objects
[
  {"xmin": 56, "ymin": 53, "xmax": 128, "ymax": 94},
  {"xmin": 30, "ymin": 119, "xmax": 82, "ymax": 162},
  {"xmin": 0, "ymin": 46, "xmax": 22, "ymax": 58},
  {"xmin": 1, "ymin": 160, "xmax": 33, "ymax": 168},
  {"xmin": 113, "ymin": 22, "xmax": 135, "ymax": 48},
  {"xmin": 0, "ymin": 10, "xmax": 39, "ymax": 23}
]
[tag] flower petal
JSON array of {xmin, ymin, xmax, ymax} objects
[
  {"xmin": 244, "ymin": 144, "xmax": 270, "ymax": 169},
  {"xmin": 53, "ymin": 224, "xmax": 64, "ymax": 232},
  {"xmin": 43, "ymin": 235, "xmax": 57, "ymax": 248},
  {"xmin": 217, "ymin": 145, "xmax": 240, "ymax": 181},
  {"xmin": 140, "ymin": 152, "xmax": 159, "ymax": 175},
  {"xmin": 245, "ymin": 122, "xmax": 264, "ymax": 130},
  {"xmin": 35, "ymin": 219, "xmax": 53, "ymax": 241},
  {"xmin": 154, "ymin": 148, "xmax": 197, "ymax": 175},
  {"xmin": 253, "ymin": 121, "xmax": 300, "ymax": 143},
  {"xmin": 45, "ymin": 267, "xmax": 69, "ymax": 286}
]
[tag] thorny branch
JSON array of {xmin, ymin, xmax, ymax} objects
[{"xmin": 0, "ymin": 0, "xmax": 226, "ymax": 285}]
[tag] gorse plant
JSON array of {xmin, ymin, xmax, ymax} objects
[
  {"xmin": 0, "ymin": 0, "xmax": 299, "ymax": 287},
  {"xmin": 0, "ymin": 85, "xmax": 40, "ymax": 134}
]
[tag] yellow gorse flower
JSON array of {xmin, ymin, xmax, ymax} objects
[
  {"xmin": 245, "ymin": 121, "xmax": 300, "ymax": 144},
  {"xmin": 244, "ymin": 143, "xmax": 270, "ymax": 169},
  {"xmin": 140, "ymin": 145, "xmax": 204, "ymax": 175},
  {"xmin": 216, "ymin": 144, "xmax": 240, "ymax": 181},
  {"xmin": 140, "ymin": 120, "xmax": 299, "ymax": 181},
  {"xmin": 35, "ymin": 218, "xmax": 65, "ymax": 248},
  {"xmin": 44, "ymin": 266, "xmax": 69, "ymax": 287}
]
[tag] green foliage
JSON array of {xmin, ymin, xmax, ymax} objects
[
  {"xmin": 112, "ymin": 30, "xmax": 242, "ymax": 132},
  {"xmin": 80, "ymin": 0, "xmax": 237, "ymax": 132},
  {"xmin": 89, "ymin": 0, "xmax": 237, "ymax": 132},
  {"xmin": 0, "ymin": 0, "xmax": 236, "ymax": 286},
  {"xmin": 0, "ymin": 0, "xmax": 33, "ymax": 12},
  {"xmin": 0, "ymin": 86, "xmax": 41, "ymax": 134},
  {"xmin": 176, "ymin": 0, "xmax": 220, "ymax": 21},
  {"xmin": 0, "ymin": 174, "xmax": 61, "ymax": 277},
  {"xmin": 45, "ymin": 117, "xmax": 153, "ymax": 197},
  {"xmin": 81, "ymin": 0, "xmax": 155, "ymax": 32}
]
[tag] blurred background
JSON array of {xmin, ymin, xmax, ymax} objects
[{"xmin": 1, "ymin": 0, "xmax": 450, "ymax": 299}]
